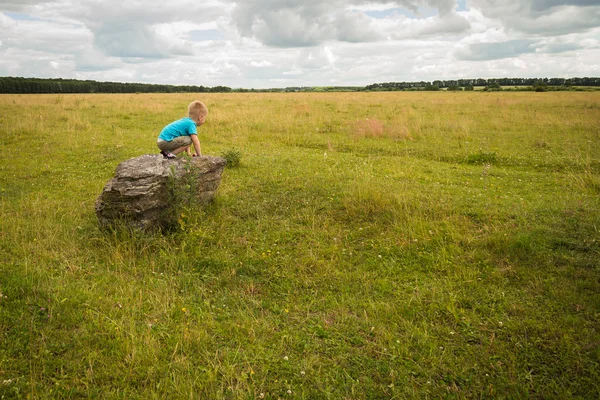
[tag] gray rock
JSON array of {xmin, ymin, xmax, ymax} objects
[{"xmin": 95, "ymin": 154, "xmax": 226, "ymax": 230}]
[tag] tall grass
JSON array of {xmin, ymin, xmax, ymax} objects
[{"xmin": 1, "ymin": 92, "xmax": 599, "ymax": 398}]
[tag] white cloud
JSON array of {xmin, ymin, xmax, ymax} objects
[
  {"xmin": 75, "ymin": 46, "xmax": 122, "ymax": 72},
  {"xmin": 229, "ymin": 0, "xmax": 461, "ymax": 47},
  {"xmin": 385, "ymin": 11, "xmax": 470, "ymax": 40},
  {"xmin": 296, "ymin": 46, "xmax": 336, "ymax": 70},
  {"xmin": 249, "ymin": 60, "xmax": 274, "ymax": 67},
  {"xmin": 0, "ymin": 12, "xmax": 16, "ymax": 28},
  {"xmin": 456, "ymin": 39, "xmax": 538, "ymax": 61},
  {"xmin": 0, "ymin": 1, "xmax": 598, "ymax": 88},
  {"xmin": 470, "ymin": 0, "xmax": 600, "ymax": 35},
  {"xmin": 0, "ymin": 0, "xmax": 47, "ymax": 12}
]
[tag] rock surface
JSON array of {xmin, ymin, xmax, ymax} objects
[{"xmin": 95, "ymin": 154, "xmax": 226, "ymax": 230}]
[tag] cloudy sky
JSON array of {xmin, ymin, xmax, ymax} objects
[{"xmin": 0, "ymin": 0, "xmax": 599, "ymax": 88}]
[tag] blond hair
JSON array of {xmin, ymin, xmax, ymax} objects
[{"xmin": 188, "ymin": 100, "xmax": 208, "ymax": 119}]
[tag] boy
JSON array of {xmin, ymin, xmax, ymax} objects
[{"xmin": 157, "ymin": 100, "xmax": 208, "ymax": 159}]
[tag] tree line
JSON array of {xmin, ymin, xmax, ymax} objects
[
  {"xmin": 0, "ymin": 76, "xmax": 598, "ymax": 94},
  {"xmin": 0, "ymin": 77, "xmax": 233, "ymax": 94},
  {"xmin": 365, "ymin": 77, "xmax": 600, "ymax": 92}
]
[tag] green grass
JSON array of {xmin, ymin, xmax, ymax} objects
[{"xmin": 1, "ymin": 92, "xmax": 599, "ymax": 398}]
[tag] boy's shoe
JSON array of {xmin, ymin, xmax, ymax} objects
[{"xmin": 160, "ymin": 150, "xmax": 176, "ymax": 159}]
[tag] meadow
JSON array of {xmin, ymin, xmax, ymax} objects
[{"xmin": 0, "ymin": 91, "xmax": 599, "ymax": 399}]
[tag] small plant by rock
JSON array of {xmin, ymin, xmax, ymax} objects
[{"xmin": 221, "ymin": 148, "xmax": 243, "ymax": 168}]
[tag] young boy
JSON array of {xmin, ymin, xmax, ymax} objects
[{"xmin": 157, "ymin": 100, "xmax": 208, "ymax": 159}]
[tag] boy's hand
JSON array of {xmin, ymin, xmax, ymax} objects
[{"xmin": 190, "ymin": 135, "xmax": 202, "ymax": 158}]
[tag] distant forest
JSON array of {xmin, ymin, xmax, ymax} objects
[{"xmin": 0, "ymin": 76, "xmax": 599, "ymax": 94}]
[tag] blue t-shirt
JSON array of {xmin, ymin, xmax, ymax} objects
[{"xmin": 158, "ymin": 117, "xmax": 197, "ymax": 141}]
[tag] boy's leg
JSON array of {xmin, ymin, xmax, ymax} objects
[
  {"xmin": 171, "ymin": 145, "xmax": 190, "ymax": 155},
  {"xmin": 157, "ymin": 141, "xmax": 173, "ymax": 158},
  {"xmin": 158, "ymin": 136, "xmax": 192, "ymax": 155}
]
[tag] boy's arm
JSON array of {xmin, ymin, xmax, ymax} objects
[{"xmin": 191, "ymin": 135, "xmax": 202, "ymax": 156}]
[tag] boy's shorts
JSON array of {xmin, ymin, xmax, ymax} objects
[{"xmin": 157, "ymin": 136, "xmax": 192, "ymax": 153}]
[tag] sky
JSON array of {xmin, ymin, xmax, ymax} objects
[{"xmin": 0, "ymin": 0, "xmax": 599, "ymax": 89}]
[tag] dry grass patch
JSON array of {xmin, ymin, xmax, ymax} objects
[
  {"xmin": 352, "ymin": 117, "xmax": 385, "ymax": 139},
  {"xmin": 294, "ymin": 104, "xmax": 311, "ymax": 117}
]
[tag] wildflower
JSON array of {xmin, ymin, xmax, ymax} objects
[
  {"xmin": 182, "ymin": 307, "xmax": 188, "ymax": 313},
  {"xmin": 287, "ymin": 390, "xmax": 292, "ymax": 394},
  {"xmin": 300, "ymin": 371, "xmax": 305, "ymax": 376},
  {"xmin": 259, "ymin": 393, "xmax": 265, "ymax": 399},
  {"xmin": 283, "ymin": 356, "xmax": 289, "ymax": 361}
]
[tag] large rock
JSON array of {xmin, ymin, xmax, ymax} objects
[{"xmin": 95, "ymin": 154, "xmax": 226, "ymax": 230}]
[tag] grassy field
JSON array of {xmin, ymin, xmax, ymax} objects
[{"xmin": 1, "ymin": 91, "xmax": 599, "ymax": 399}]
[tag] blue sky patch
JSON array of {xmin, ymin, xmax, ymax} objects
[
  {"xmin": 365, "ymin": 8, "xmax": 416, "ymax": 19},
  {"xmin": 364, "ymin": 5, "xmax": 438, "ymax": 19},
  {"xmin": 5, "ymin": 12, "xmax": 44, "ymax": 21},
  {"xmin": 457, "ymin": 0, "xmax": 468, "ymax": 12},
  {"xmin": 189, "ymin": 29, "xmax": 223, "ymax": 42}
]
